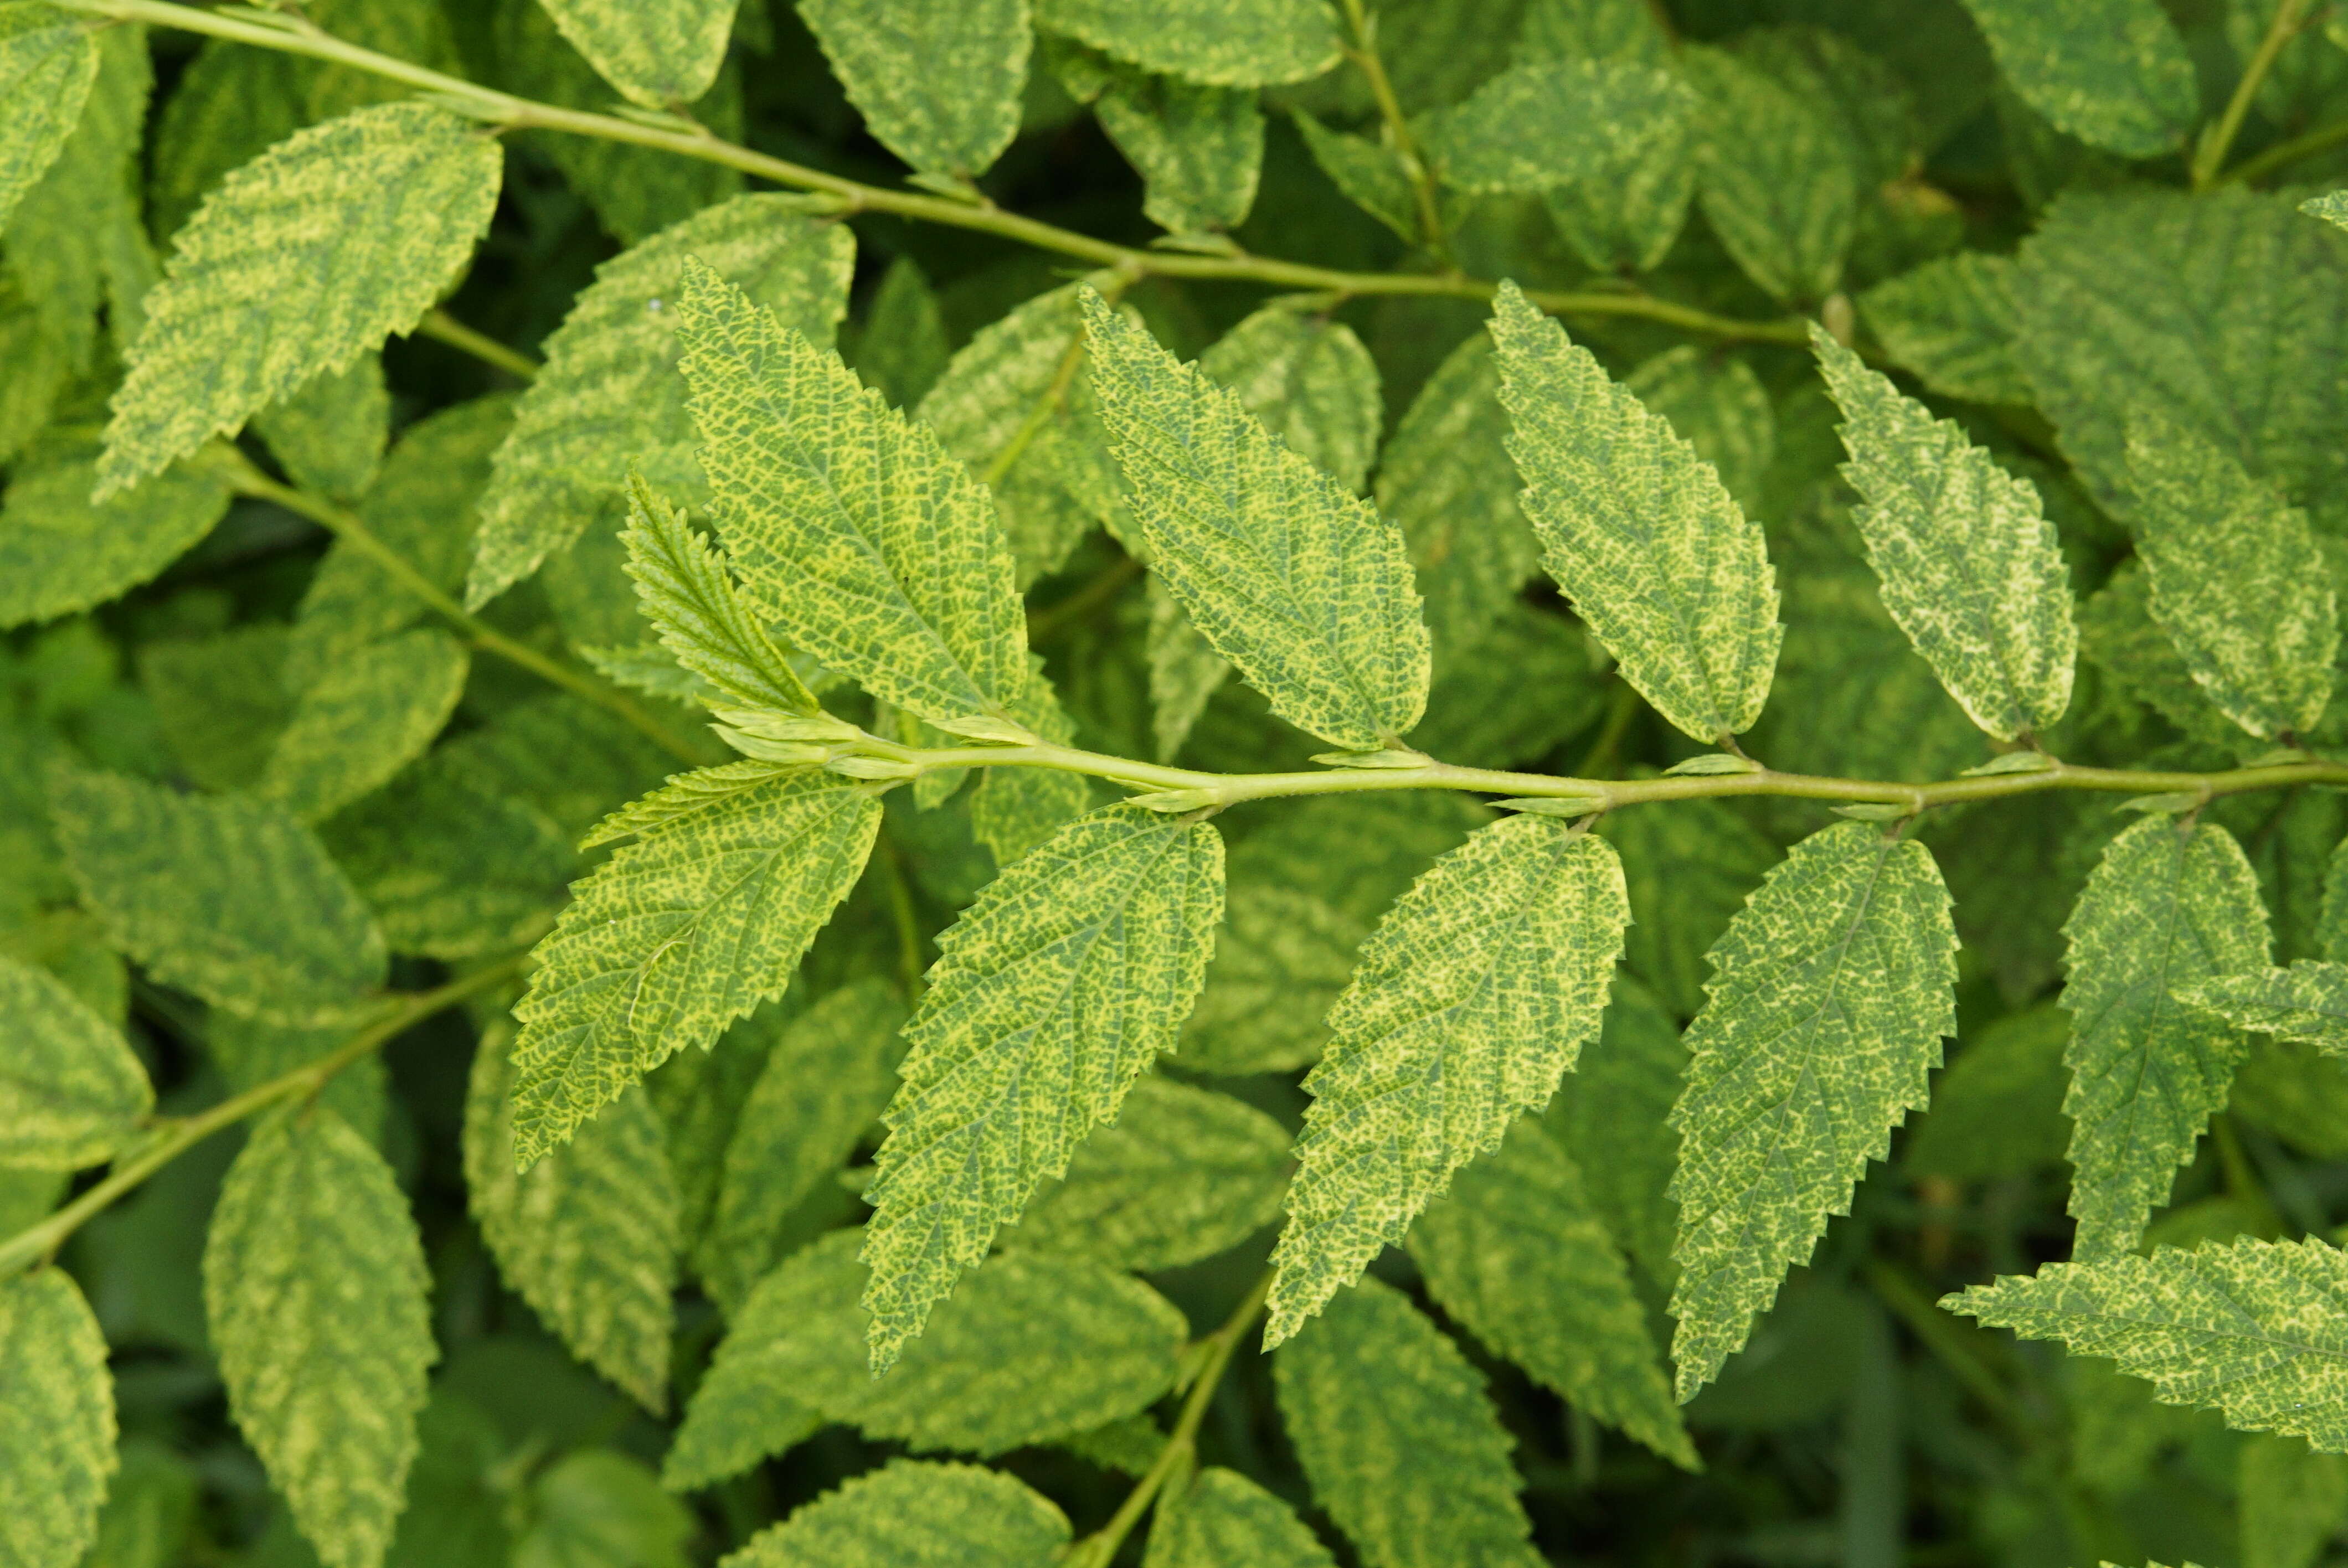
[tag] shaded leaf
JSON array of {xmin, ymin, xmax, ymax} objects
[
  {"xmin": 0, "ymin": 951, "xmax": 151, "ymax": 1170},
  {"xmin": 1419, "ymin": 58, "xmax": 1691, "ymax": 197},
  {"xmin": 0, "ymin": 447, "xmax": 230, "ymax": 631},
  {"xmin": 259, "ymin": 629, "xmax": 470, "ymax": 823},
  {"xmin": 1033, "ymin": 0, "xmax": 1337, "ymax": 86},
  {"xmin": 2181, "ymin": 963, "xmax": 2348, "ymax": 1056},
  {"xmin": 0, "ymin": 4, "xmax": 99, "ymax": 236},
  {"xmin": 800, "ymin": 0, "xmax": 1027, "ymax": 177},
  {"xmin": 1954, "ymin": 0, "xmax": 2197, "ymax": 157},
  {"xmin": 1146, "ymin": 1468, "xmax": 1336, "ymax": 1568},
  {"xmin": 0, "ymin": 1270, "xmax": 115, "ymax": 1568},
  {"xmin": 722, "ymin": 1460, "xmax": 1068, "ymax": 1567}
]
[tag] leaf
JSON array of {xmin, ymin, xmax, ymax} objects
[
  {"xmin": 1418, "ymin": 58, "xmax": 1691, "ymax": 195},
  {"xmin": 464, "ymin": 1029, "xmax": 680, "ymax": 1412},
  {"xmin": 51, "ymin": 766, "xmax": 388, "ymax": 1024},
  {"xmin": 1083, "ymin": 290, "xmax": 1428, "ymax": 750},
  {"xmin": 1088, "ymin": 58, "xmax": 1265, "ymax": 235},
  {"xmin": 1146, "ymin": 1468, "xmax": 1336, "ymax": 1568},
  {"xmin": 0, "ymin": 447, "xmax": 231, "ymax": 630},
  {"xmin": 1409, "ymin": 1120, "xmax": 1698, "ymax": 1468},
  {"xmin": 967, "ymin": 669, "xmax": 1093, "ymax": 867},
  {"xmin": 1624, "ymin": 345, "xmax": 1778, "ymax": 516},
  {"xmin": 619, "ymin": 472, "xmax": 817, "ymax": 716},
  {"xmin": 1490, "ymin": 282, "xmax": 1781, "ymax": 744},
  {"xmin": 4, "ymin": 15, "xmax": 146, "ymax": 365},
  {"xmin": 203, "ymin": 1106, "xmax": 435, "ymax": 1568},
  {"xmin": 255, "ymin": 353, "xmax": 390, "ymax": 502},
  {"xmin": 1903, "ymin": 1003, "xmax": 2073, "ymax": 1182},
  {"xmin": 1954, "ymin": 0, "xmax": 2197, "ymax": 157},
  {"xmin": 1266, "ymin": 818, "xmax": 1628, "ymax": 1344},
  {"xmin": 722, "ymin": 1461, "xmax": 1069, "ymax": 1568},
  {"xmin": 1293, "ymin": 109, "xmax": 1422, "ymax": 242},
  {"xmin": 2180, "ymin": 963, "xmax": 2348, "ymax": 1056},
  {"xmin": 1599, "ymin": 792, "xmax": 1778, "ymax": 1022},
  {"xmin": 532, "ymin": 0, "xmax": 736, "ymax": 108},
  {"xmin": 1811, "ymin": 328, "xmax": 2077, "ymax": 740},
  {"xmin": 2241, "ymin": 1433, "xmax": 2348, "ymax": 1568},
  {"xmin": 668, "ymin": 1232, "xmax": 1186, "ymax": 1484},
  {"xmin": 1669, "ymin": 822, "xmax": 1956, "ymax": 1397},
  {"xmin": 799, "ymin": 0, "xmax": 1027, "ymax": 177},
  {"xmin": 677, "ymin": 259, "xmax": 1031, "ymax": 724},
  {"xmin": 1034, "ymin": 0, "xmax": 1337, "ymax": 87},
  {"xmin": 1945, "ymin": 1235, "xmax": 2348, "ymax": 1451},
  {"xmin": 1006, "ymin": 1075, "xmax": 1290, "ymax": 1270},
  {"xmin": 861, "ymin": 803, "xmax": 1222, "ymax": 1368},
  {"xmin": 207, "ymin": 1012, "xmax": 388, "ymax": 1151},
  {"xmin": 466, "ymin": 194, "xmax": 853, "ymax": 608},
  {"xmin": 847, "ymin": 256, "xmax": 949, "ymax": 411},
  {"xmin": 98, "ymin": 103, "xmax": 503, "ymax": 497},
  {"xmin": 258, "ymin": 628, "xmax": 470, "ymax": 823},
  {"xmin": 1546, "ymin": 974, "xmax": 1688, "ymax": 1291},
  {"xmin": 1857, "ymin": 252, "xmax": 2031, "ymax": 406},
  {"xmin": 0, "ymin": 4, "xmax": 100, "ymax": 237},
  {"xmin": 0, "ymin": 1270, "xmax": 115, "ymax": 1568},
  {"xmin": 0, "ymin": 952, "xmax": 151, "ymax": 1170},
  {"xmin": 2077, "ymin": 563, "xmax": 2247, "ymax": 755},
  {"xmin": 514, "ymin": 1450, "xmax": 691, "ymax": 1568},
  {"xmin": 508, "ymin": 770, "xmax": 881, "ymax": 1165},
  {"xmin": 2062, "ymin": 816, "xmax": 2273, "ymax": 1259},
  {"xmin": 1680, "ymin": 46, "xmax": 1856, "ymax": 303},
  {"xmin": 2123, "ymin": 415, "xmax": 2337, "ymax": 741},
  {"xmin": 1197, "ymin": 305, "xmax": 1384, "ymax": 494},
  {"xmin": 1274, "ymin": 1276, "xmax": 1543, "ymax": 1568}
]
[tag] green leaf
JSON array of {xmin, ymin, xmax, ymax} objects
[
  {"xmin": 668, "ymin": 1232, "xmax": 1186, "ymax": 1484},
  {"xmin": 1856, "ymin": 252, "xmax": 2031, "ymax": 406},
  {"xmin": 2180, "ymin": 963, "xmax": 2348, "ymax": 1056},
  {"xmin": 677, "ymin": 258, "xmax": 1031, "ymax": 724},
  {"xmin": 52, "ymin": 766, "xmax": 388, "ymax": 1024},
  {"xmin": 1945, "ymin": 1234, "xmax": 2348, "ymax": 1451},
  {"xmin": 1293, "ymin": 109, "xmax": 1422, "ymax": 243},
  {"xmin": 619, "ymin": 472, "xmax": 817, "ymax": 716},
  {"xmin": 1418, "ymin": 58, "xmax": 1691, "ymax": 196},
  {"xmin": 1409, "ymin": 1120, "xmax": 1698, "ymax": 1468},
  {"xmin": 1146, "ymin": 1467, "xmax": 1336, "ymax": 1568},
  {"xmin": 968, "ymin": 664, "xmax": 1093, "ymax": 865},
  {"xmin": 1680, "ymin": 47, "xmax": 1856, "ymax": 303},
  {"xmin": 255, "ymin": 352, "xmax": 390, "ymax": 502},
  {"xmin": 514, "ymin": 1450, "xmax": 691, "ymax": 1568},
  {"xmin": 1266, "ymin": 818, "xmax": 1628, "ymax": 1344},
  {"xmin": 1490, "ymin": 282, "xmax": 1781, "ymax": 744},
  {"xmin": 0, "ymin": 446, "xmax": 230, "ymax": 630},
  {"xmin": 5, "ymin": 16, "xmax": 147, "ymax": 366},
  {"xmin": 1274, "ymin": 1276, "xmax": 1543, "ymax": 1568},
  {"xmin": 1093, "ymin": 60, "xmax": 1264, "ymax": 235},
  {"xmin": 83, "ymin": 1439, "xmax": 202, "ymax": 1568},
  {"xmin": 509, "ymin": 770, "xmax": 881, "ymax": 1165},
  {"xmin": 0, "ymin": 5, "xmax": 100, "ymax": 238},
  {"xmin": 1034, "ymin": 0, "xmax": 1337, "ymax": 87},
  {"xmin": 861, "ymin": 803, "xmax": 1222, "ymax": 1368},
  {"xmin": 2077, "ymin": 563, "xmax": 2247, "ymax": 755},
  {"xmin": 1623, "ymin": 344, "xmax": 1777, "ymax": 515},
  {"xmin": 1198, "ymin": 305, "xmax": 1383, "ymax": 494},
  {"xmin": 2122, "ymin": 415, "xmax": 2337, "ymax": 741},
  {"xmin": 1083, "ymin": 290, "xmax": 1428, "ymax": 750},
  {"xmin": 1954, "ymin": 0, "xmax": 2197, "ymax": 157},
  {"xmin": 1903, "ymin": 1003, "xmax": 2073, "ymax": 1182},
  {"xmin": 0, "ymin": 1270, "xmax": 115, "ymax": 1568},
  {"xmin": 467, "ymin": 194, "xmax": 853, "ymax": 608},
  {"xmin": 2062, "ymin": 816, "xmax": 2272, "ymax": 1260},
  {"xmin": 137, "ymin": 629, "xmax": 290, "ymax": 792},
  {"xmin": 532, "ymin": 0, "xmax": 736, "ymax": 109},
  {"xmin": 464, "ymin": 1028, "xmax": 680, "ymax": 1412},
  {"xmin": 0, "ymin": 951, "xmax": 151, "ymax": 1170},
  {"xmin": 1599, "ymin": 793, "xmax": 1778, "ymax": 1022},
  {"xmin": 1811, "ymin": 328, "xmax": 2076, "ymax": 740},
  {"xmin": 204, "ymin": 1106, "xmax": 435, "ymax": 1568},
  {"xmin": 722, "ymin": 1460, "xmax": 1069, "ymax": 1568},
  {"xmin": 847, "ymin": 256, "xmax": 949, "ymax": 412},
  {"xmin": 799, "ymin": 0, "xmax": 1027, "ymax": 177},
  {"xmin": 1669, "ymin": 822, "xmax": 1956, "ymax": 1397},
  {"xmin": 2241, "ymin": 1433, "xmax": 2348, "ymax": 1568},
  {"xmin": 1006, "ymin": 1075, "xmax": 1290, "ymax": 1270},
  {"xmin": 98, "ymin": 103, "xmax": 502, "ymax": 497},
  {"xmin": 1546, "ymin": 974, "xmax": 1688, "ymax": 1291},
  {"xmin": 258, "ymin": 628, "xmax": 470, "ymax": 823}
]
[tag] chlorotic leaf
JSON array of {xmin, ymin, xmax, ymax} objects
[
  {"xmin": 1088, "ymin": 59, "xmax": 1264, "ymax": 235},
  {"xmin": 1857, "ymin": 252, "xmax": 2031, "ymax": 406},
  {"xmin": 532, "ymin": 0, "xmax": 736, "ymax": 108},
  {"xmin": 1145, "ymin": 1468, "xmax": 1335, "ymax": 1568},
  {"xmin": 1266, "ymin": 818, "xmax": 1628, "ymax": 1344},
  {"xmin": 1033, "ymin": 0, "xmax": 1337, "ymax": 87},
  {"xmin": 0, "ymin": 447, "xmax": 230, "ymax": 630},
  {"xmin": 0, "ymin": 5, "xmax": 100, "ymax": 237},
  {"xmin": 1196, "ymin": 304, "xmax": 1383, "ymax": 493},
  {"xmin": 51, "ymin": 766, "xmax": 388, "ymax": 1025},
  {"xmin": 1946, "ymin": 1235, "xmax": 2348, "ymax": 1451},
  {"xmin": 1083, "ymin": 290, "xmax": 1428, "ymax": 750},
  {"xmin": 1418, "ymin": 58, "xmax": 1691, "ymax": 196},
  {"xmin": 1274, "ymin": 1276, "xmax": 1543, "ymax": 1568},
  {"xmin": 0, "ymin": 952, "xmax": 151, "ymax": 1170},
  {"xmin": 99, "ymin": 103, "xmax": 502, "ymax": 497},
  {"xmin": 258, "ymin": 628, "xmax": 470, "ymax": 823},
  {"xmin": 861, "ymin": 803, "xmax": 1222, "ymax": 1369},
  {"xmin": 1954, "ymin": 0, "xmax": 2197, "ymax": 157},
  {"xmin": 620, "ymin": 471, "xmax": 817, "ymax": 715},
  {"xmin": 799, "ymin": 0, "xmax": 1027, "ymax": 177},
  {"xmin": 1600, "ymin": 794, "xmax": 1779, "ymax": 1023},
  {"xmin": 2241, "ymin": 1432, "xmax": 2348, "ymax": 1568},
  {"xmin": 0, "ymin": 1270, "xmax": 115, "ymax": 1568},
  {"xmin": 848, "ymin": 255, "xmax": 949, "ymax": 412},
  {"xmin": 254, "ymin": 352, "xmax": 389, "ymax": 502},
  {"xmin": 508, "ymin": 770, "xmax": 881, "ymax": 1165},
  {"xmin": 464, "ymin": 1028, "xmax": 680, "ymax": 1413},
  {"xmin": 1680, "ymin": 47, "xmax": 1855, "ymax": 303},
  {"xmin": 2181, "ymin": 964, "xmax": 2348, "ymax": 1056},
  {"xmin": 967, "ymin": 659, "xmax": 1092, "ymax": 866},
  {"xmin": 1409, "ymin": 1120, "xmax": 1698, "ymax": 1469},
  {"xmin": 722, "ymin": 1460, "xmax": 1069, "ymax": 1568},
  {"xmin": 1293, "ymin": 109, "xmax": 1421, "ymax": 241},
  {"xmin": 203, "ymin": 1106, "xmax": 435, "ymax": 1568},
  {"xmin": 2062, "ymin": 816, "xmax": 2272, "ymax": 1259},
  {"xmin": 1812, "ymin": 327, "xmax": 2076, "ymax": 740},
  {"xmin": 677, "ymin": 258, "xmax": 1030, "ymax": 724},
  {"xmin": 1546, "ymin": 974, "xmax": 1688, "ymax": 1291},
  {"xmin": 1490, "ymin": 282, "xmax": 1781, "ymax": 743},
  {"xmin": 1669, "ymin": 823, "xmax": 1956, "ymax": 1397}
]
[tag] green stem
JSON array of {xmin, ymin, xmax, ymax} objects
[
  {"xmin": 1336, "ymin": 0, "xmax": 1450, "ymax": 256},
  {"xmin": 0, "ymin": 957, "xmax": 527, "ymax": 1281},
  {"xmin": 2221, "ymin": 111, "xmax": 2348, "ymax": 184},
  {"xmin": 1026, "ymin": 555, "xmax": 1146, "ymax": 643},
  {"xmin": 876, "ymin": 828, "xmax": 928, "ymax": 1001},
  {"xmin": 52, "ymin": 0, "xmax": 1807, "ymax": 347},
  {"xmin": 414, "ymin": 308, "xmax": 541, "ymax": 381},
  {"xmin": 2212, "ymin": 1113, "xmax": 2287, "ymax": 1237},
  {"xmin": 1863, "ymin": 1258, "xmax": 2032, "ymax": 1440},
  {"xmin": 2197, "ymin": 0, "xmax": 2315, "ymax": 189}
]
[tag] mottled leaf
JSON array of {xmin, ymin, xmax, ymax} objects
[
  {"xmin": 1857, "ymin": 252, "xmax": 2031, "ymax": 406},
  {"xmin": 0, "ymin": 1270, "xmax": 115, "ymax": 1568},
  {"xmin": 255, "ymin": 353, "xmax": 389, "ymax": 502},
  {"xmin": 0, "ymin": 952, "xmax": 150, "ymax": 1170},
  {"xmin": 1681, "ymin": 47, "xmax": 1856, "ymax": 303},
  {"xmin": 620, "ymin": 472, "xmax": 816, "ymax": 716},
  {"xmin": 0, "ymin": 5, "xmax": 100, "ymax": 237},
  {"xmin": 259, "ymin": 629, "xmax": 470, "ymax": 823},
  {"xmin": 0, "ymin": 447, "xmax": 230, "ymax": 630},
  {"xmin": 533, "ymin": 0, "xmax": 735, "ymax": 107},
  {"xmin": 1146, "ymin": 1468, "xmax": 1335, "ymax": 1568},
  {"xmin": 1034, "ymin": 0, "xmax": 1337, "ymax": 86},
  {"xmin": 2181, "ymin": 963, "xmax": 2348, "ymax": 1057},
  {"xmin": 1954, "ymin": 0, "xmax": 2197, "ymax": 157},
  {"xmin": 800, "ymin": 0, "xmax": 1027, "ymax": 177},
  {"xmin": 1419, "ymin": 58, "xmax": 1691, "ymax": 196},
  {"xmin": 722, "ymin": 1461, "xmax": 1068, "ymax": 1568}
]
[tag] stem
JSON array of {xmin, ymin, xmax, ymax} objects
[
  {"xmin": 1863, "ymin": 1259, "xmax": 2031, "ymax": 1440},
  {"xmin": 0, "ymin": 957, "xmax": 526, "ymax": 1281},
  {"xmin": 2212, "ymin": 1112, "xmax": 2287, "ymax": 1237},
  {"xmin": 1026, "ymin": 555, "xmax": 1146, "ymax": 643},
  {"xmin": 51, "ymin": 0, "xmax": 1809, "ymax": 347},
  {"xmin": 2221, "ymin": 112, "xmax": 2348, "ymax": 184},
  {"xmin": 204, "ymin": 449, "xmax": 704, "ymax": 764},
  {"xmin": 876, "ymin": 828, "xmax": 928, "ymax": 1000},
  {"xmin": 1336, "ymin": 0, "xmax": 1449, "ymax": 255},
  {"xmin": 414, "ymin": 308, "xmax": 541, "ymax": 381},
  {"xmin": 2196, "ymin": 0, "xmax": 2314, "ymax": 189}
]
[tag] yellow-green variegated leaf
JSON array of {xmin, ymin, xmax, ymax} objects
[
  {"xmin": 1947, "ymin": 1235, "xmax": 2348, "ymax": 1451},
  {"xmin": 1669, "ymin": 823, "xmax": 1955, "ymax": 1397},
  {"xmin": 1418, "ymin": 58, "xmax": 1691, "ymax": 196},
  {"xmin": 1033, "ymin": 0, "xmax": 1337, "ymax": 87},
  {"xmin": 0, "ymin": 4, "xmax": 100, "ymax": 236},
  {"xmin": 1954, "ymin": 0, "xmax": 2198, "ymax": 158},
  {"xmin": 2182, "ymin": 963, "xmax": 2348, "ymax": 1056},
  {"xmin": 1490, "ymin": 282, "xmax": 1781, "ymax": 744},
  {"xmin": 0, "ymin": 1270, "xmax": 115, "ymax": 1568},
  {"xmin": 677, "ymin": 259, "xmax": 1031, "ymax": 724},
  {"xmin": 862, "ymin": 804, "xmax": 1223, "ymax": 1369},
  {"xmin": 620, "ymin": 472, "xmax": 817, "ymax": 715},
  {"xmin": 508, "ymin": 770, "xmax": 881, "ymax": 1165},
  {"xmin": 533, "ymin": 0, "xmax": 735, "ymax": 109},
  {"xmin": 724, "ymin": 1461, "xmax": 1069, "ymax": 1568},
  {"xmin": 1680, "ymin": 47, "xmax": 1855, "ymax": 305},
  {"xmin": 1811, "ymin": 328, "xmax": 2076, "ymax": 740},
  {"xmin": 98, "ymin": 103, "xmax": 502, "ymax": 497},
  {"xmin": 203, "ymin": 1107, "xmax": 434, "ymax": 1568},
  {"xmin": 258, "ymin": 628, "xmax": 469, "ymax": 823},
  {"xmin": 969, "ymin": 661, "xmax": 1093, "ymax": 865},
  {"xmin": 799, "ymin": 0, "xmax": 1029, "ymax": 178},
  {"xmin": 1857, "ymin": 252, "xmax": 2031, "ymax": 406},
  {"xmin": 1266, "ymin": 818, "xmax": 1628, "ymax": 1345},
  {"xmin": 254, "ymin": 352, "xmax": 389, "ymax": 502},
  {"xmin": 1146, "ymin": 1468, "xmax": 1336, "ymax": 1568},
  {"xmin": 0, "ymin": 445, "xmax": 230, "ymax": 630},
  {"xmin": 1082, "ymin": 290, "xmax": 1428, "ymax": 750},
  {"xmin": 1074, "ymin": 49, "xmax": 1263, "ymax": 235},
  {"xmin": 0, "ymin": 952, "xmax": 151, "ymax": 1170},
  {"xmin": 2062, "ymin": 816, "xmax": 2272, "ymax": 1260}
]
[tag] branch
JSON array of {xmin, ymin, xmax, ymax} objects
[
  {"xmin": 2196, "ymin": 0, "xmax": 2316, "ymax": 190},
  {"xmin": 1336, "ymin": 0, "xmax": 1450, "ymax": 257},
  {"xmin": 2220, "ymin": 112, "xmax": 2348, "ymax": 185},
  {"xmin": 414, "ymin": 308, "xmax": 541, "ymax": 381}
]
